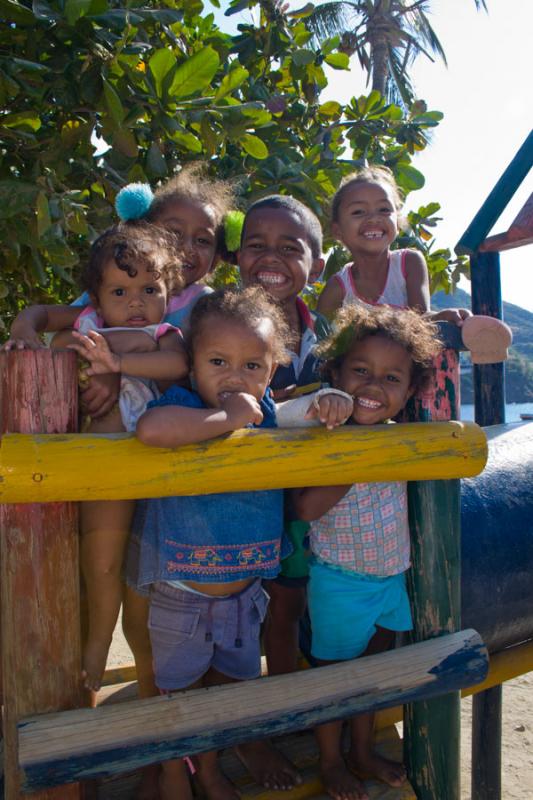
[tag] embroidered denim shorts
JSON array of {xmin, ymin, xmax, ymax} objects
[
  {"xmin": 148, "ymin": 579, "xmax": 269, "ymax": 690},
  {"xmin": 308, "ymin": 560, "xmax": 412, "ymax": 661}
]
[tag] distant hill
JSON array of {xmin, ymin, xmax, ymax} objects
[
  {"xmin": 432, "ymin": 289, "xmax": 533, "ymax": 403},
  {"xmin": 432, "ymin": 288, "xmax": 533, "ymax": 362}
]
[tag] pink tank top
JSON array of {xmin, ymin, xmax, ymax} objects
[{"xmin": 335, "ymin": 249, "xmax": 408, "ymax": 309}]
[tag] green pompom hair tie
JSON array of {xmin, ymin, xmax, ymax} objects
[{"xmin": 224, "ymin": 210, "xmax": 245, "ymax": 253}]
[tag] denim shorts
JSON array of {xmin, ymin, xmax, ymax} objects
[
  {"xmin": 148, "ymin": 579, "xmax": 269, "ymax": 690},
  {"xmin": 308, "ymin": 560, "xmax": 412, "ymax": 661}
]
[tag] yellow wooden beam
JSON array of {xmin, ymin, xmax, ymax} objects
[{"xmin": 0, "ymin": 422, "xmax": 487, "ymax": 504}]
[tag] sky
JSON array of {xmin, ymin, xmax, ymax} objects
[{"xmin": 216, "ymin": 0, "xmax": 532, "ymax": 312}]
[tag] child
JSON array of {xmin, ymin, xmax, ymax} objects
[
  {"xmin": 15, "ymin": 222, "xmax": 187, "ymax": 692},
  {"xmin": 236, "ymin": 195, "xmax": 329, "ymax": 790},
  {"xmin": 317, "ymin": 166, "xmax": 511, "ymax": 364},
  {"xmin": 5, "ymin": 163, "xmax": 234, "ymax": 351},
  {"xmin": 130, "ymin": 286, "xmax": 352, "ymax": 800},
  {"xmin": 4, "ymin": 166, "xmax": 236, "ymax": 696},
  {"xmin": 293, "ymin": 303, "xmax": 442, "ymax": 800}
]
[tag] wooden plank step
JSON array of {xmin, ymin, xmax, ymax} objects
[{"xmin": 92, "ymin": 727, "xmax": 415, "ymax": 799}]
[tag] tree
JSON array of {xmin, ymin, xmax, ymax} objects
[
  {"xmin": 0, "ymin": 0, "xmax": 462, "ymax": 327},
  {"xmin": 299, "ymin": 0, "xmax": 487, "ymax": 106}
]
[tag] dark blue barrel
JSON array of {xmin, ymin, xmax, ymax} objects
[{"xmin": 462, "ymin": 421, "xmax": 533, "ymax": 652}]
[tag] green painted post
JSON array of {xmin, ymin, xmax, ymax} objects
[{"xmin": 403, "ymin": 337, "xmax": 462, "ymax": 799}]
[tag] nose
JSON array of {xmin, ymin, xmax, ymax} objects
[
  {"xmin": 260, "ymin": 245, "xmax": 281, "ymax": 264},
  {"xmin": 181, "ymin": 235, "xmax": 196, "ymax": 256},
  {"xmin": 128, "ymin": 290, "xmax": 144, "ymax": 306}
]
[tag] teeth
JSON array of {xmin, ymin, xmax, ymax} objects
[
  {"xmin": 257, "ymin": 271, "xmax": 287, "ymax": 285},
  {"xmin": 363, "ymin": 231, "xmax": 383, "ymax": 239},
  {"xmin": 357, "ymin": 397, "xmax": 381, "ymax": 409}
]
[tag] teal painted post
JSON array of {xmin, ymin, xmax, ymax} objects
[
  {"xmin": 403, "ymin": 341, "xmax": 462, "ymax": 799},
  {"xmin": 456, "ymin": 129, "xmax": 533, "ymax": 255},
  {"xmin": 470, "ymin": 249, "xmax": 504, "ymax": 799}
]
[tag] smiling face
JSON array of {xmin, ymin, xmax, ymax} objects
[
  {"xmin": 191, "ymin": 314, "xmax": 278, "ymax": 408},
  {"xmin": 332, "ymin": 181, "xmax": 399, "ymax": 257},
  {"xmin": 238, "ymin": 207, "xmax": 324, "ymax": 304},
  {"xmin": 153, "ymin": 198, "xmax": 219, "ymax": 286},
  {"xmin": 94, "ymin": 258, "xmax": 168, "ymax": 328},
  {"xmin": 333, "ymin": 334, "xmax": 414, "ymax": 425}
]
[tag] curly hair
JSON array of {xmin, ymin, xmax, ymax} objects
[
  {"xmin": 147, "ymin": 163, "xmax": 237, "ymax": 255},
  {"xmin": 331, "ymin": 165, "xmax": 404, "ymax": 223},
  {"xmin": 187, "ymin": 286, "xmax": 292, "ymax": 365},
  {"xmin": 243, "ymin": 195, "xmax": 323, "ymax": 258},
  {"xmin": 81, "ymin": 221, "xmax": 185, "ymax": 299},
  {"xmin": 318, "ymin": 304, "xmax": 441, "ymax": 393}
]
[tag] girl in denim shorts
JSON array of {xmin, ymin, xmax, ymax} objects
[
  {"xmin": 294, "ymin": 304, "xmax": 441, "ymax": 800},
  {"xmin": 132, "ymin": 286, "xmax": 353, "ymax": 800}
]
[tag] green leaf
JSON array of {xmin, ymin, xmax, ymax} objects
[
  {"xmin": 65, "ymin": 0, "xmax": 92, "ymax": 24},
  {"xmin": 0, "ymin": 111, "xmax": 41, "ymax": 131},
  {"xmin": 214, "ymin": 66, "xmax": 248, "ymax": 100},
  {"xmin": 31, "ymin": 0, "xmax": 61, "ymax": 22},
  {"xmin": 168, "ymin": 46, "xmax": 219, "ymax": 100},
  {"xmin": 395, "ymin": 163, "xmax": 425, "ymax": 191},
  {"xmin": 146, "ymin": 142, "xmax": 167, "ymax": 178},
  {"xmin": 318, "ymin": 101, "xmax": 342, "ymax": 118},
  {"xmin": 292, "ymin": 49, "xmax": 315, "ymax": 67},
  {"xmin": 36, "ymin": 192, "xmax": 51, "ymax": 238},
  {"xmin": 0, "ymin": 180, "xmax": 38, "ymax": 219},
  {"xmin": 113, "ymin": 129, "xmax": 138, "ymax": 158},
  {"xmin": 324, "ymin": 52, "xmax": 350, "ymax": 70},
  {"xmin": 240, "ymin": 133, "xmax": 268, "ymax": 160},
  {"xmin": 170, "ymin": 130, "xmax": 203, "ymax": 154},
  {"xmin": 200, "ymin": 115, "xmax": 218, "ymax": 156},
  {"xmin": 10, "ymin": 58, "xmax": 51, "ymax": 74},
  {"xmin": 0, "ymin": 0, "xmax": 35, "ymax": 24},
  {"xmin": 320, "ymin": 36, "xmax": 340, "ymax": 56},
  {"xmin": 148, "ymin": 49, "xmax": 177, "ymax": 99},
  {"xmin": 102, "ymin": 78, "xmax": 124, "ymax": 124}
]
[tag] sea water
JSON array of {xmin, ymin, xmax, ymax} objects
[{"xmin": 461, "ymin": 403, "xmax": 533, "ymax": 422}]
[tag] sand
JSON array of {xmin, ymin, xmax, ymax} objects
[{"xmin": 108, "ymin": 620, "xmax": 533, "ymax": 798}]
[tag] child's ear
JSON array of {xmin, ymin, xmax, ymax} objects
[
  {"xmin": 209, "ymin": 253, "xmax": 221, "ymax": 273},
  {"xmin": 89, "ymin": 293, "xmax": 100, "ymax": 312},
  {"xmin": 309, "ymin": 257, "xmax": 325, "ymax": 284}
]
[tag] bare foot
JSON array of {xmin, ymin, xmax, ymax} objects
[
  {"xmin": 347, "ymin": 751, "xmax": 406, "ymax": 788},
  {"xmin": 82, "ymin": 637, "xmax": 110, "ymax": 691},
  {"xmin": 159, "ymin": 759, "xmax": 192, "ymax": 800},
  {"xmin": 136, "ymin": 764, "xmax": 161, "ymax": 800},
  {"xmin": 321, "ymin": 758, "xmax": 369, "ymax": 800},
  {"xmin": 236, "ymin": 740, "xmax": 302, "ymax": 790},
  {"xmin": 195, "ymin": 762, "xmax": 240, "ymax": 800}
]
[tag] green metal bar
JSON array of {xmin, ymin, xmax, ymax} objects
[
  {"xmin": 404, "ymin": 478, "xmax": 462, "ymax": 800},
  {"xmin": 404, "ymin": 348, "xmax": 462, "ymax": 799},
  {"xmin": 456, "ymin": 129, "xmax": 533, "ymax": 255}
]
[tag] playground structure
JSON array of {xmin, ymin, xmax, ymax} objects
[{"xmin": 0, "ymin": 131, "xmax": 532, "ymax": 800}]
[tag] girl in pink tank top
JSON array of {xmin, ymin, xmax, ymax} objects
[{"xmin": 318, "ymin": 165, "xmax": 469, "ymax": 321}]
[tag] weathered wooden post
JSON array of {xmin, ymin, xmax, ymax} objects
[
  {"xmin": 0, "ymin": 349, "xmax": 83, "ymax": 799},
  {"xmin": 404, "ymin": 325, "xmax": 462, "ymax": 799}
]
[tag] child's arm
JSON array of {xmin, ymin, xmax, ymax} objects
[
  {"xmin": 3, "ymin": 305, "xmax": 81, "ymax": 350},
  {"xmin": 52, "ymin": 327, "xmax": 160, "ymax": 353},
  {"xmin": 316, "ymin": 275, "xmax": 345, "ymax": 319},
  {"xmin": 404, "ymin": 250, "xmax": 471, "ymax": 325},
  {"xmin": 68, "ymin": 329, "xmax": 188, "ymax": 382},
  {"xmin": 136, "ymin": 392, "xmax": 263, "ymax": 448},
  {"xmin": 404, "ymin": 250, "xmax": 431, "ymax": 313},
  {"xmin": 292, "ymin": 484, "xmax": 352, "ymax": 521},
  {"xmin": 276, "ymin": 388, "xmax": 353, "ymax": 430}
]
